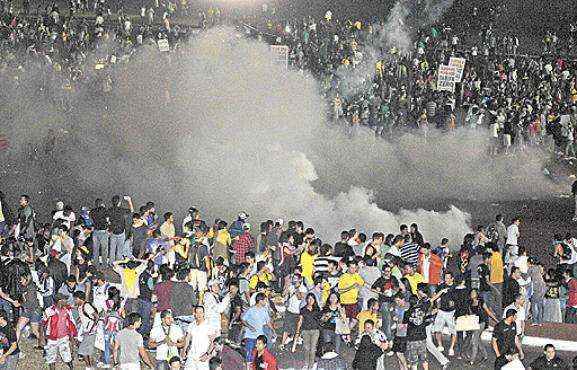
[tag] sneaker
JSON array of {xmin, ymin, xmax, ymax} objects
[
  {"xmin": 437, "ymin": 346, "xmax": 445, "ymax": 353},
  {"xmin": 448, "ymin": 348, "xmax": 455, "ymax": 356}
]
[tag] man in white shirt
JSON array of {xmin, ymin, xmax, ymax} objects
[
  {"xmin": 149, "ymin": 310, "xmax": 185, "ymax": 369},
  {"xmin": 503, "ymin": 294, "xmax": 526, "ymax": 336},
  {"xmin": 505, "ymin": 218, "xmax": 521, "ymax": 264},
  {"xmin": 203, "ymin": 280, "xmax": 230, "ymax": 336},
  {"xmin": 183, "ymin": 306, "xmax": 212, "ymax": 370}
]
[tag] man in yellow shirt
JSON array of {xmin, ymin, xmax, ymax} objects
[
  {"xmin": 402, "ymin": 263, "xmax": 424, "ymax": 294},
  {"xmin": 338, "ymin": 260, "xmax": 364, "ymax": 326},
  {"xmin": 300, "ymin": 243, "xmax": 318, "ymax": 286},
  {"xmin": 356, "ymin": 298, "xmax": 381, "ymax": 334},
  {"xmin": 489, "ymin": 243, "xmax": 505, "ymax": 314}
]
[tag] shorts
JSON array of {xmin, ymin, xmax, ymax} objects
[
  {"xmin": 405, "ymin": 340, "xmax": 427, "ymax": 365},
  {"xmin": 244, "ymin": 338, "xmax": 256, "ymax": 362},
  {"xmin": 343, "ymin": 303, "xmax": 359, "ymax": 319},
  {"xmin": 433, "ymin": 310, "xmax": 456, "ymax": 335},
  {"xmin": 392, "ymin": 336, "xmax": 407, "ymax": 353},
  {"xmin": 78, "ymin": 333, "xmax": 96, "ymax": 357},
  {"xmin": 45, "ymin": 337, "xmax": 72, "ymax": 364},
  {"xmin": 189, "ymin": 269, "xmax": 208, "ymax": 292},
  {"xmin": 283, "ymin": 312, "xmax": 299, "ymax": 333}
]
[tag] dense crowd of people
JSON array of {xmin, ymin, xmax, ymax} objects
[
  {"xmin": 0, "ymin": 192, "xmax": 576, "ymax": 369},
  {"xmin": 2, "ymin": 1, "xmax": 577, "ymax": 370}
]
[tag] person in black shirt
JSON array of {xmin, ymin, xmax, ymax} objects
[
  {"xmin": 0, "ymin": 309, "xmax": 19, "ymax": 369},
  {"xmin": 529, "ymin": 344, "xmax": 569, "ymax": 370},
  {"xmin": 404, "ymin": 283, "xmax": 431, "ymax": 370},
  {"xmin": 136, "ymin": 258, "xmax": 154, "ymax": 339},
  {"xmin": 107, "ymin": 195, "xmax": 134, "ymax": 265},
  {"xmin": 295, "ymin": 293, "xmax": 322, "ymax": 368},
  {"xmin": 90, "ymin": 198, "xmax": 109, "ymax": 267},
  {"xmin": 478, "ymin": 252, "xmax": 492, "ymax": 303},
  {"xmin": 492, "ymin": 308, "xmax": 524, "ymax": 369},
  {"xmin": 432, "ymin": 271, "xmax": 457, "ymax": 355},
  {"xmin": 502, "ymin": 267, "xmax": 521, "ymax": 308},
  {"xmin": 372, "ymin": 264, "xmax": 400, "ymax": 340}
]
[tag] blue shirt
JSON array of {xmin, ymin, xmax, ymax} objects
[{"xmin": 241, "ymin": 306, "xmax": 270, "ymax": 339}]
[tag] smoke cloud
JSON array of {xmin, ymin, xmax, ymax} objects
[{"xmin": 0, "ymin": 27, "xmax": 558, "ymax": 248}]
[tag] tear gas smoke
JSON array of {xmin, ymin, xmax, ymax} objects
[{"xmin": 0, "ymin": 28, "xmax": 557, "ymax": 247}]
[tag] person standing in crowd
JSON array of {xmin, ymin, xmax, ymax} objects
[
  {"xmin": 492, "ymin": 308, "xmax": 524, "ymax": 369},
  {"xmin": 562, "ymin": 269, "xmax": 577, "ymax": 323},
  {"xmin": 74, "ymin": 291, "xmax": 99, "ymax": 370},
  {"xmin": 432, "ymin": 271, "xmax": 457, "ymax": 356},
  {"xmin": 338, "ymin": 260, "xmax": 365, "ymax": 330},
  {"xmin": 90, "ymin": 199, "xmax": 109, "ymax": 268},
  {"xmin": 40, "ymin": 293, "xmax": 77, "ymax": 370},
  {"xmin": 114, "ymin": 312, "xmax": 155, "ymax": 370},
  {"xmin": 107, "ymin": 195, "xmax": 134, "ymax": 266},
  {"xmin": 149, "ymin": 309, "xmax": 186, "ymax": 369},
  {"xmin": 241, "ymin": 293, "xmax": 273, "ymax": 367},
  {"xmin": 505, "ymin": 218, "xmax": 521, "ymax": 266},
  {"xmin": 295, "ymin": 293, "xmax": 322, "ymax": 368},
  {"xmin": 184, "ymin": 305, "xmax": 212, "ymax": 370}
]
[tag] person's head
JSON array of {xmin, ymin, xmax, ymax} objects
[
  {"xmin": 328, "ymin": 259, "xmax": 339, "ymax": 273},
  {"xmin": 164, "ymin": 212, "xmax": 174, "ymax": 223},
  {"xmin": 65, "ymin": 275, "xmax": 76, "ymax": 287},
  {"xmin": 19, "ymin": 194, "xmax": 30, "ymax": 207},
  {"xmin": 245, "ymin": 252, "xmax": 255, "ymax": 264},
  {"xmin": 347, "ymin": 260, "xmax": 359, "ymax": 274},
  {"xmin": 327, "ymin": 291, "xmax": 340, "ymax": 306},
  {"xmin": 416, "ymin": 282, "xmax": 429, "ymax": 299},
  {"xmin": 410, "ymin": 223, "xmax": 419, "ymax": 233},
  {"xmin": 161, "ymin": 309, "xmax": 174, "ymax": 326},
  {"xmin": 55, "ymin": 293, "xmax": 67, "ymax": 308},
  {"xmin": 393, "ymin": 235, "xmax": 404, "ymax": 247},
  {"xmin": 511, "ymin": 266, "xmax": 521, "ymax": 279},
  {"xmin": 305, "ymin": 293, "xmax": 318, "ymax": 309},
  {"xmin": 400, "ymin": 224, "xmax": 409, "ymax": 235},
  {"xmin": 496, "ymin": 214, "xmax": 503, "ymax": 222},
  {"xmin": 470, "ymin": 288, "xmax": 479, "ymax": 300},
  {"xmin": 441, "ymin": 237, "xmax": 449, "ymax": 246},
  {"xmin": 358, "ymin": 333, "xmax": 373, "ymax": 348},
  {"xmin": 255, "ymin": 292, "xmax": 267, "ymax": 307},
  {"xmin": 256, "ymin": 335, "xmax": 268, "ymax": 352},
  {"xmin": 543, "ymin": 344, "xmax": 556, "ymax": 361},
  {"xmin": 562, "ymin": 269, "xmax": 574, "ymax": 282},
  {"xmin": 169, "ymin": 356, "xmax": 183, "ymax": 370},
  {"xmin": 194, "ymin": 305, "xmax": 205, "ymax": 321},
  {"xmin": 504, "ymin": 308, "xmax": 517, "ymax": 324},
  {"xmin": 73, "ymin": 290, "xmax": 86, "ymax": 306},
  {"xmin": 403, "ymin": 263, "xmax": 414, "ymax": 276},
  {"xmin": 372, "ymin": 232, "xmax": 384, "ymax": 245},
  {"xmin": 126, "ymin": 312, "xmax": 142, "ymax": 329},
  {"xmin": 0, "ymin": 309, "xmax": 9, "ymax": 327},
  {"xmin": 111, "ymin": 195, "xmax": 121, "ymax": 207},
  {"xmin": 320, "ymin": 243, "xmax": 332, "ymax": 257},
  {"xmin": 512, "ymin": 217, "xmax": 521, "ymax": 225},
  {"xmin": 482, "ymin": 252, "xmax": 492, "ymax": 264},
  {"xmin": 363, "ymin": 319, "xmax": 375, "ymax": 333},
  {"xmin": 444, "ymin": 271, "xmax": 454, "ymax": 285},
  {"xmin": 340, "ymin": 230, "xmax": 350, "ymax": 241},
  {"xmin": 367, "ymin": 298, "xmax": 379, "ymax": 312}
]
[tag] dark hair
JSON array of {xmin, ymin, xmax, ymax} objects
[
  {"xmin": 256, "ymin": 334, "xmax": 268, "ymax": 345},
  {"xmin": 255, "ymin": 292, "xmax": 266, "ymax": 303},
  {"xmin": 209, "ymin": 357, "xmax": 222, "ymax": 369},
  {"xmin": 505, "ymin": 308, "xmax": 517, "ymax": 318},
  {"xmin": 73, "ymin": 291, "xmax": 86, "ymax": 300},
  {"xmin": 364, "ymin": 319, "xmax": 375, "ymax": 328},
  {"xmin": 543, "ymin": 344, "xmax": 555, "ymax": 352},
  {"xmin": 372, "ymin": 232, "xmax": 384, "ymax": 240},
  {"xmin": 441, "ymin": 238, "xmax": 449, "ymax": 244},
  {"xmin": 126, "ymin": 312, "xmax": 142, "ymax": 326},
  {"xmin": 163, "ymin": 212, "xmax": 173, "ymax": 221},
  {"xmin": 400, "ymin": 224, "xmax": 408, "ymax": 231},
  {"xmin": 111, "ymin": 195, "xmax": 121, "ymax": 206},
  {"xmin": 256, "ymin": 261, "xmax": 266, "ymax": 272}
]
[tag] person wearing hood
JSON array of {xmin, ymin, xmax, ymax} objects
[
  {"xmin": 352, "ymin": 334, "xmax": 383, "ymax": 370},
  {"xmin": 229, "ymin": 212, "xmax": 249, "ymax": 239}
]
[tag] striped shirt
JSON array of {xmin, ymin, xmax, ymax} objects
[{"xmin": 401, "ymin": 243, "xmax": 420, "ymax": 267}]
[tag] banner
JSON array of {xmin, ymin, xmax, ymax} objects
[
  {"xmin": 448, "ymin": 57, "xmax": 466, "ymax": 82},
  {"xmin": 270, "ymin": 45, "xmax": 289, "ymax": 69},
  {"xmin": 158, "ymin": 39, "xmax": 170, "ymax": 52},
  {"xmin": 437, "ymin": 64, "xmax": 457, "ymax": 92}
]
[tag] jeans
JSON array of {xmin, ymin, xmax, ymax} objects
[
  {"xmin": 301, "ymin": 329, "xmax": 320, "ymax": 367},
  {"xmin": 380, "ymin": 301, "xmax": 393, "ymax": 340},
  {"xmin": 109, "ymin": 232, "xmax": 125, "ymax": 263},
  {"xmin": 322, "ymin": 329, "xmax": 341, "ymax": 353},
  {"xmin": 466, "ymin": 322, "xmax": 487, "ymax": 362},
  {"xmin": 531, "ymin": 298, "xmax": 544, "ymax": 324},
  {"xmin": 103, "ymin": 331, "xmax": 116, "ymax": 365},
  {"xmin": 92, "ymin": 230, "xmax": 109, "ymax": 266},
  {"xmin": 137, "ymin": 298, "xmax": 153, "ymax": 337}
]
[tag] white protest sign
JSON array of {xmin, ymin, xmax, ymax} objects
[
  {"xmin": 448, "ymin": 57, "xmax": 466, "ymax": 82},
  {"xmin": 158, "ymin": 39, "xmax": 170, "ymax": 52},
  {"xmin": 437, "ymin": 64, "xmax": 457, "ymax": 92}
]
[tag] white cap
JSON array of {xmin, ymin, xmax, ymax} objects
[
  {"xmin": 275, "ymin": 218, "xmax": 284, "ymax": 226},
  {"xmin": 238, "ymin": 212, "xmax": 249, "ymax": 220}
]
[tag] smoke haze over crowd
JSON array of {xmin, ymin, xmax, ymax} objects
[{"xmin": 0, "ymin": 27, "xmax": 559, "ymax": 245}]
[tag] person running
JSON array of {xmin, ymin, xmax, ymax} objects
[{"xmin": 114, "ymin": 312, "xmax": 155, "ymax": 370}]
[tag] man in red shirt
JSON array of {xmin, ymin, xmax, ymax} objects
[
  {"xmin": 252, "ymin": 335, "xmax": 277, "ymax": 370},
  {"xmin": 563, "ymin": 270, "xmax": 577, "ymax": 324},
  {"xmin": 39, "ymin": 293, "xmax": 78, "ymax": 370},
  {"xmin": 233, "ymin": 223, "xmax": 254, "ymax": 264}
]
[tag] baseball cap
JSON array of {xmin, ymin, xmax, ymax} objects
[{"xmin": 238, "ymin": 212, "xmax": 249, "ymax": 220}]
